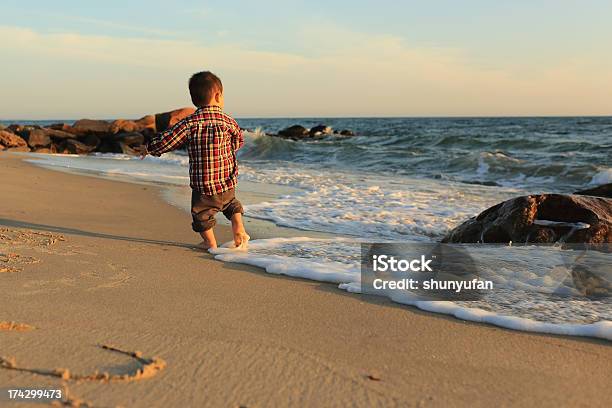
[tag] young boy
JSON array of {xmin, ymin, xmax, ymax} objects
[{"xmin": 141, "ymin": 71, "xmax": 249, "ymax": 250}]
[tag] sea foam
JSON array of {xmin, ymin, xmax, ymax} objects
[{"xmin": 211, "ymin": 238, "xmax": 612, "ymax": 341}]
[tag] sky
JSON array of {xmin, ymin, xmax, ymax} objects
[{"xmin": 0, "ymin": 0, "xmax": 611, "ymax": 119}]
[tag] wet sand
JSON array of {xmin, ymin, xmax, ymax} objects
[{"xmin": 0, "ymin": 152, "xmax": 610, "ymax": 407}]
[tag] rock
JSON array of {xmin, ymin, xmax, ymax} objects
[
  {"xmin": 97, "ymin": 140, "xmax": 123, "ymax": 154},
  {"xmin": 339, "ymin": 129, "xmax": 355, "ymax": 136},
  {"xmin": 78, "ymin": 134, "xmax": 101, "ymax": 149},
  {"xmin": 155, "ymin": 108, "xmax": 195, "ymax": 133},
  {"xmin": 98, "ymin": 132, "xmax": 144, "ymax": 154},
  {"xmin": 0, "ymin": 130, "xmax": 28, "ymax": 149},
  {"xmin": 309, "ymin": 125, "xmax": 333, "ymax": 137},
  {"xmin": 575, "ymin": 184, "xmax": 612, "ymax": 199},
  {"xmin": 110, "ymin": 115, "xmax": 155, "ymax": 134},
  {"xmin": 113, "ymin": 132, "xmax": 145, "ymax": 146},
  {"xmin": 6, "ymin": 124, "xmax": 20, "ymax": 133},
  {"xmin": 278, "ymin": 125, "xmax": 310, "ymax": 139},
  {"xmin": 61, "ymin": 139, "xmax": 97, "ymax": 155},
  {"xmin": 71, "ymin": 119, "xmax": 112, "ymax": 135},
  {"xmin": 5, "ymin": 145, "xmax": 31, "ymax": 152},
  {"xmin": 118, "ymin": 142, "xmax": 140, "ymax": 155},
  {"xmin": 7, "ymin": 124, "xmax": 39, "ymax": 138},
  {"xmin": 442, "ymin": 194, "xmax": 612, "ymax": 244},
  {"xmin": 43, "ymin": 128, "xmax": 77, "ymax": 140},
  {"xmin": 33, "ymin": 146, "xmax": 56, "ymax": 154},
  {"xmin": 47, "ymin": 123, "xmax": 76, "ymax": 133},
  {"xmin": 18, "ymin": 128, "xmax": 76, "ymax": 151},
  {"xmin": 24, "ymin": 129, "xmax": 52, "ymax": 148}
]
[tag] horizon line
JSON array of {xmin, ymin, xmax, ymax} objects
[{"xmin": 2, "ymin": 114, "xmax": 612, "ymax": 122}]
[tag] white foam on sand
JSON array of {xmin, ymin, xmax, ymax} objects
[
  {"xmin": 24, "ymin": 152, "xmax": 191, "ymax": 185},
  {"xmin": 211, "ymin": 238, "xmax": 612, "ymax": 341}
]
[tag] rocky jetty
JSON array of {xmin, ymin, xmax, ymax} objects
[
  {"xmin": 1, "ymin": 113, "xmax": 356, "ymax": 153},
  {"xmin": 442, "ymin": 194, "xmax": 611, "ymax": 244},
  {"xmin": 0, "ymin": 108, "xmax": 195, "ymax": 155}
]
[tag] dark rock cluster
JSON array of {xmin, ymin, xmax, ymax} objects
[
  {"xmin": 0, "ymin": 108, "xmax": 195, "ymax": 155},
  {"xmin": 273, "ymin": 124, "xmax": 355, "ymax": 140},
  {"xmin": 1, "ymin": 114, "xmax": 358, "ymax": 154}
]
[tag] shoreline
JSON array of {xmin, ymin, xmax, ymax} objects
[
  {"xmin": 1, "ymin": 152, "xmax": 611, "ymax": 407},
  {"xmin": 22, "ymin": 152, "xmax": 612, "ymax": 342}
]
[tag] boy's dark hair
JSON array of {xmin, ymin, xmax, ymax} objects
[{"xmin": 189, "ymin": 71, "xmax": 223, "ymax": 107}]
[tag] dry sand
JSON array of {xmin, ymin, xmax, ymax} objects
[{"xmin": 0, "ymin": 153, "xmax": 610, "ymax": 407}]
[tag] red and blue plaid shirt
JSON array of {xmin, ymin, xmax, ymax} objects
[{"xmin": 147, "ymin": 105, "xmax": 244, "ymax": 195}]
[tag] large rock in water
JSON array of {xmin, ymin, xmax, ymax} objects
[
  {"xmin": 155, "ymin": 108, "xmax": 195, "ymax": 132},
  {"xmin": 442, "ymin": 194, "xmax": 612, "ymax": 244},
  {"xmin": 575, "ymin": 183, "xmax": 612, "ymax": 199},
  {"xmin": 278, "ymin": 125, "xmax": 309, "ymax": 139},
  {"xmin": 0, "ymin": 130, "xmax": 28, "ymax": 149}
]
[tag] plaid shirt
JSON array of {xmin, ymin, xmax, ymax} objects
[{"xmin": 147, "ymin": 105, "xmax": 244, "ymax": 195}]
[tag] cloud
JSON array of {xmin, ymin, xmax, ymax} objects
[{"xmin": 0, "ymin": 25, "xmax": 610, "ymax": 118}]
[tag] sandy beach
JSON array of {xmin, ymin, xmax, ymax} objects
[{"xmin": 1, "ymin": 152, "xmax": 610, "ymax": 407}]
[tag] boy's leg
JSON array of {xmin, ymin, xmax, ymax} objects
[
  {"xmin": 191, "ymin": 190, "xmax": 221, "ymax": 250},
  {"xmin": 221, "ymin": 189, "xmax": 249, "ymax": 247},
  {"xmin": 199, "ymin": 228, "xmax": 217, "ymax": 250},
  {"xmin": 230, "ymin": 213, "xmax": 250, "ymax": 247}
]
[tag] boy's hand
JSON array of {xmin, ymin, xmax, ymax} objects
[{"xmin": 138, "ymin": 145, "xmax": 148, "ymax": 160}]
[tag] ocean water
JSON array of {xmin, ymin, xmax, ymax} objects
[{"xmin": 12, "ymin": 116, "xmax": 612, "ymax": 340}]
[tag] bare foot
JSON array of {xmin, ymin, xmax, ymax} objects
[
  {"xmin": 196, "ymin": 240, "xmax": 217, "ymax": 251},
  {"xmin": 233, "ymin": 233, "xmax": 250, "ymax": 249}
]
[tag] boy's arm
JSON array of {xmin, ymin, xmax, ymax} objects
[
  {"xmin": 146, "ymin": 119, "xmax": 190, "ymax": 156},
  {"xmin": 228, "ymin": 117, "xmax": 244, "ymax": 151}
]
